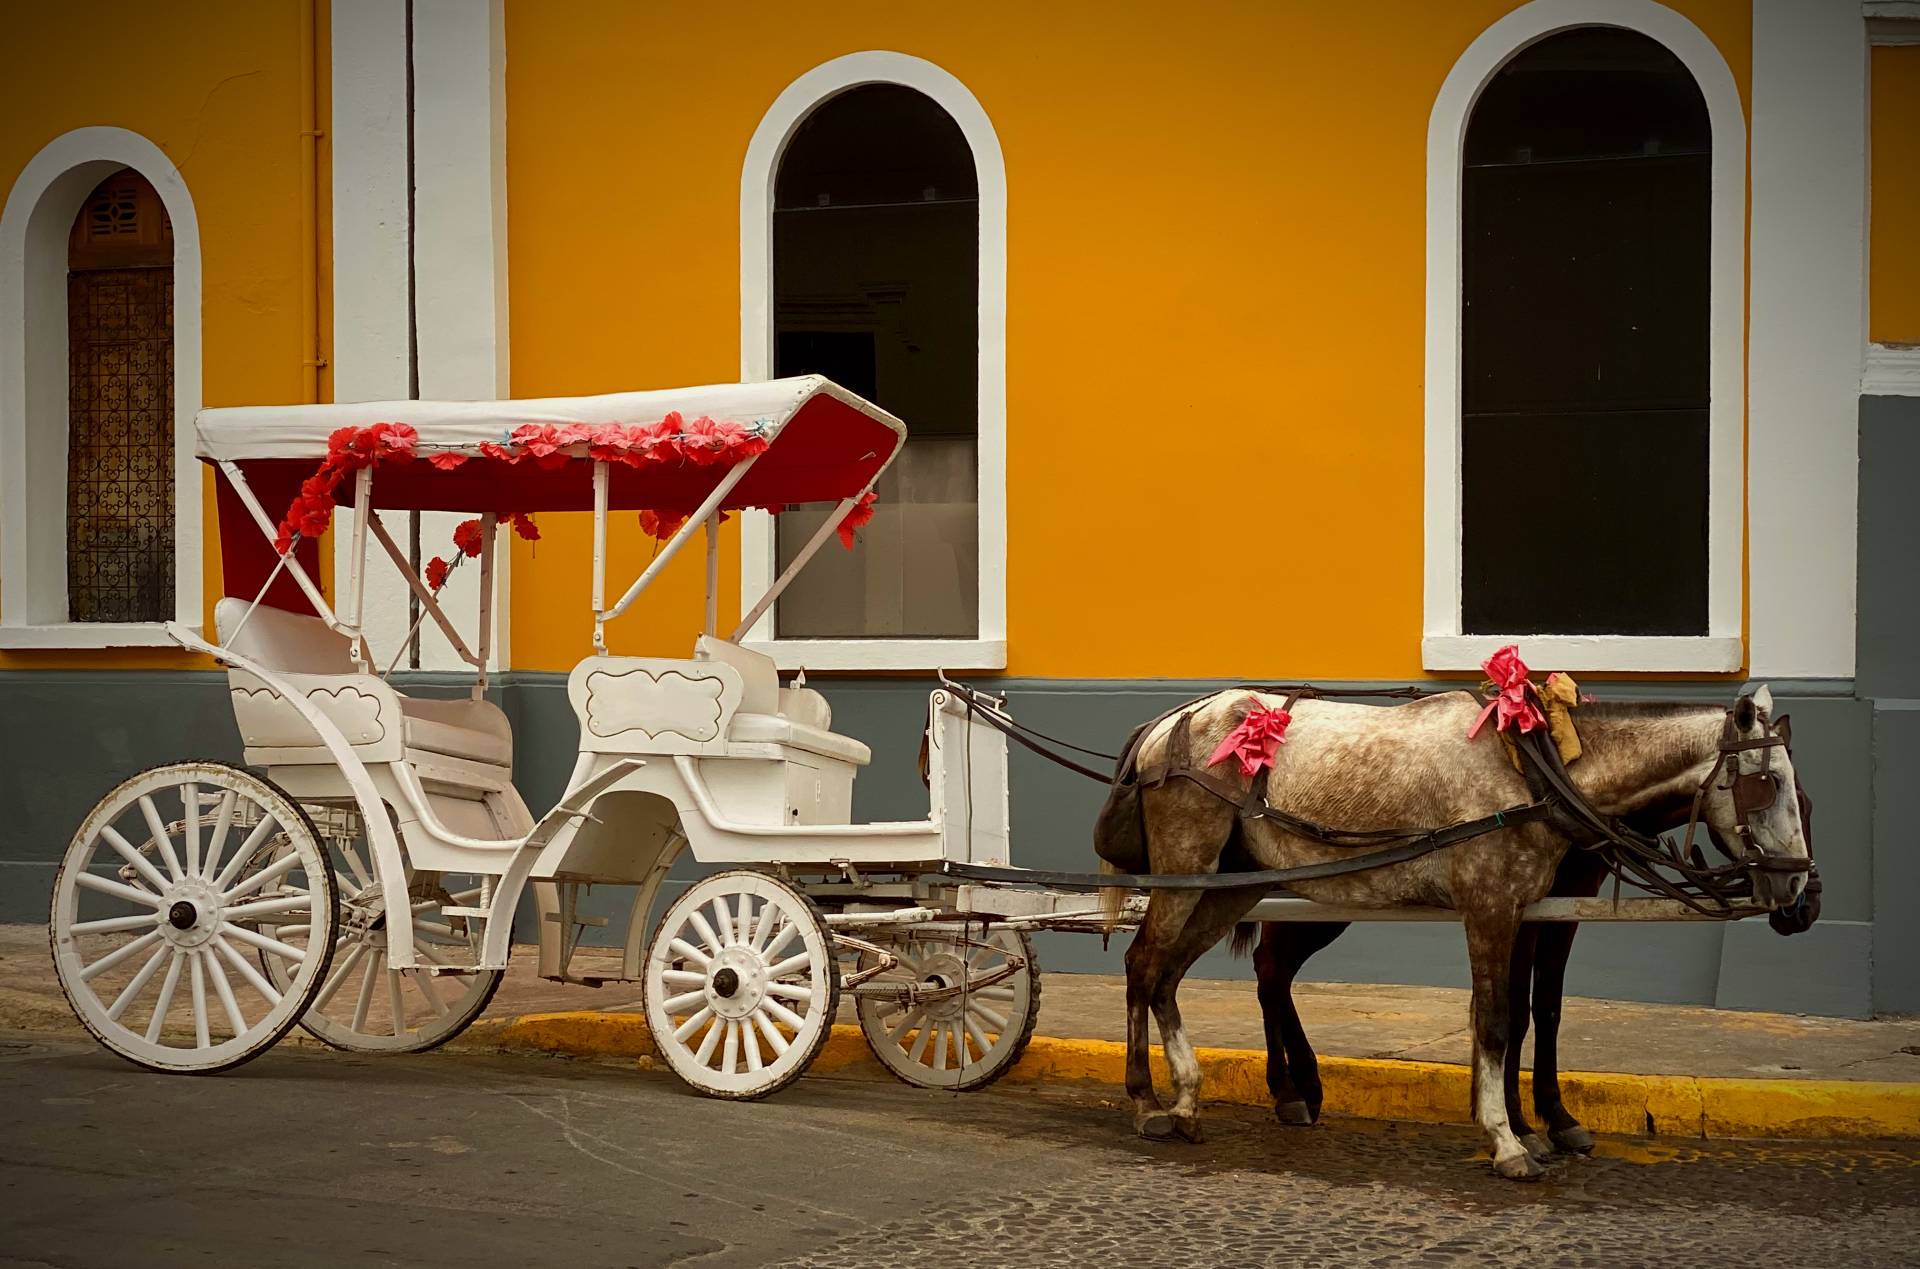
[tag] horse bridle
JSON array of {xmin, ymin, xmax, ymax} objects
[{"xmin": 1681, "ymin": 711, "xmax": 1808, "ymax": 876}]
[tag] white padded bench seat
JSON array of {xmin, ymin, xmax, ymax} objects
[
  {"xmin": 727, "ymin": 713, "xmax": 871, "ymax": 766},
  {"xmin": 213, "ymin": 598, "xmax": 511, "ymax": 767}
]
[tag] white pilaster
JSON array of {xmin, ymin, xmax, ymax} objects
[{"xmin": 1749, "ymin": 1, "xmax": 1867, "ymax": 678}]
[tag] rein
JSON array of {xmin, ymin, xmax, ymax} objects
[{"xmin": 938, "ymin": 678, "xmax": 1809, "ymax": 906}]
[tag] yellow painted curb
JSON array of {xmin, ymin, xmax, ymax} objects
[{"xmin": 464, "ymin": 1009, "xmax": 1920, "ymax": 1141}]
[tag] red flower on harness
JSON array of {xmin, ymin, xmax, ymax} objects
[
  {"xmin": 1466, "ymin": 644, "xmax": 1546, "ymax": 740},
  {"xmin": 1207, "ymin": 701, "xmax": 1293, "ymax": 778}
]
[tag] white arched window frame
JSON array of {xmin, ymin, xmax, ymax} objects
[
  {"xmin": 1421, "ymin": 0, "xmax": 1745, "ymax": 673},
  {"xmin": 738, "ymin": 51, "xmax": 1007, "ymax": 671},
  {"xmin": 0, "ymin": 127, "xmax": 204, "ymax": 648}
]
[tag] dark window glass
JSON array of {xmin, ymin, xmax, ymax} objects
[
  {"xmin": 772, "ymin": 84, "xmax": 979, "ymax": 639},
  {"xmin": 1460, "ymin": 28, "xmax": 1711, "ymax": 636},
  {"xmin": 67, "ymin": 169, "xmax": 174, "ymax": 624}
]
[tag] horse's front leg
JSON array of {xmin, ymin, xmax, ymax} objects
[
  {"xmin": 1125, "ymin": 888, "xmax": 1204, "ymax": 1139},
  {"xmin": 1531, "ymin": 920, "xmax": 1594, "ymax": 1154},
  {"xmin": 1150, "ymin": 889, "xmax": 1264, "ymax": 1142},
  {"xmin": 1464, "ymin": 905, "xmax": 1543, "ymax": 1180},
  {"xmin": 1254, "ymin": 920, "xmax": 1348, "ymax": 1125}
]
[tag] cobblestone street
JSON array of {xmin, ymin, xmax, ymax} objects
[{"xmin": 3, "ymin": 1030, "xmax": 1914, "ymax": 1268}]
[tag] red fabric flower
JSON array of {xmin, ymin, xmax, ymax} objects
[
  {"xmin": 639, "ymin": 509, "xmax": 687, "ymax": 540},
  {"xmin": 452, "ymin": 518, "xmax": 486, "ymax": 558},
  {"xmin": 425, "ymin": 556, "xmax": 452, "ymax": 591},
  {"xmin": 507, "ymin": 511, "xmax": 540, "ymax": 542},
  {"xmin": 836, "ymin": 491, "xmax": 877, "ymax": 549},
  {"xmin": 1467, "ymin": 644, "xmax": 1547, "ymax": 740},
  {"xmin": 478, "ymin": 441, "xmax": 519, "ymax": 464},
  {"xmin": 1207, "ymin": 701, "xmax": 1293, "ymax": 778},
  {"xmin": 428, "ymin": 451, "xmax": 470, "ymax": 470}
]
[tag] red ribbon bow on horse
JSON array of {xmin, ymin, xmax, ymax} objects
[
  {"xmin": 1207, "ymin": 700, "xmax": 1293, "ymax": 778},
  {"xmin": 1466, "ymin": 644, "xmax": 1547, "ymax": 741}
]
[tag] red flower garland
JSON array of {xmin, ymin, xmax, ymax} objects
[
  {"xmin": 426, "ymin": 512, "xmax": 541, "ymax": 591},
  {"xmin": 836, "ymin": 490, "xmax": 878, "ymax": 549},
  {"xmin": 273, "ymin": 422, "xmax": 418, "ymax": 553}
]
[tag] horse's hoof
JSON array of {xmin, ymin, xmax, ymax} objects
[
  {"xmin": 1493, "ymin": 1150, "xmax": 1548, "ymax": 1181},
  {"xmin": 1171, "ymin": 1114, "xmax": 1205, "ymax": 1143},
  {"xmin": 1135, "ymin": 1111, "xmax": 1177, "ymax": 1140},
  {"xmin": 1520, "ymin": 1132, "xmax": 1553, "ymax": 1163},
  {"xmin": 1275, "ymin": 1100, "xmax": 1317, "ymax": 1127},
  {"xmin": 1550, "ymin": 1124, "xmax": 1595, "ymax": 1156}
]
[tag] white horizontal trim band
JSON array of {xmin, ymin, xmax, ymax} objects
[
  {"xmin": 0, "ymin": 622, "xmax": 201, "ymax": 650},
  {"xmin": 1862, "ymin": 343, "xmax": 1920, "ymax": 396},
  {"xmin": 741, "ymin": 637, "xmax": 1007, "ymax": 672},
  {"xmin": 1422, "ymin": 634, "xmax": 1743, "ymax": 673}
]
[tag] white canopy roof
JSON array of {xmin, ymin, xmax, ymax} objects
[{"xmin": 194, "ymin": 376, "xmax": 904, "ymax": 462}]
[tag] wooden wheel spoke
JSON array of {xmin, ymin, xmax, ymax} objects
[
  {"xmin": 673, "ymin": 1006, "xmax": 714, "ymax": 1044},
  {"xmin": 224, "ymin": 851, "xmax": 302, "ymax": 903},
  {"xmin": 212, "ymin": 816, "xmax": 280, "ymax": 892},
  {"xmin": 137, "ymin": 795, "xmax": 185, "ymax": 883},
  {"xmin": 909, "ymin": 1021, "xmax": 935, "ymax": 1064},
  {"xmin": 969, "ymin": 1001, "xmax": 1009, "ymax": 1032},
  {"xmin": 752, "ymin": 1011, "xmax": 790, "ymax": 1057},
  {"xmin": 225, "ymin": 894, "xmax": 312, "ymax": 924},
  {"xmin": 106, "ymin": 943, "xmax": 172, "ymax": 1022},
  {"xmin": 886, "ymin": 1006, "xmax": 927, "ymax": 1045},
  {"xmin": 220, "ymin": 922, "xmax": 308, "ymax": 967},
  {"xmin": 79, "ymin": 928, "xmax": 165, "ymax": 982},
  {"xmin": 201, "ymin": 790, "xmax": 238, "ymax": 883},
  {"xmin": 387, "ymin": 962, "xmax": 406, "ymax": 1037},
  {"xmin": 661, "ymin": 989, "xmax": 707, "ymax": 1014},
  {"xmin": 760, "ymin": 919, "xmax": 800, "ymax": 964},
  {"xmin": 71, "ymin": 912, "xmax": 161, "ymax": 937},
  {"xmin": 76, "ymin": 870, "xmax": 164, "ymax": 910},
  {"xmin": 352, "ymin": 949, "xmax": 384, "ymax": 1033},
  {"xmin": 213, "ymin": 936, "xmax": 282, "ymax": 1007},
  {"xmin": 667, "ymin": 938, "xmax": 711, "ymax": 969},
  {"xmin": 964, "ymin": 1013, "xmax": 994, "ymax": 1059},
  {"xmin": 721, "ymin": 1019, "xmax": 740, "ymax": 1074},
  {"xmin": 687, "ymin": 911, "xmax": 726, "ymax": 957},
  {"xmin": 760, "ymin": 998, "xmax": 807, "ymax": 1033},
  {"xmin": 412, "ymin": 969, "xmax": 448, "ymax": 1018},
  {"xmin": 765, "ymin": 952, "xmax": 812, "ymax": 981},
  {"xmin": 660, "ymin": 969, "xmax": 707, "ymax": 988},
  {"xmin": 693, "ymin": 1016, "xmax": 724, "ymax": 1065},
  {"xmin": 764, "ymin": 981, "xmax": 811, "ymax": 1004},
  {"xmin": 204, "ymin": 948, "xmax": 250, "ymax": 1036},
  {"xmin": 189, "ymin": 950, "xmax": 211, "ymax": 1047},
  {"xmin": 311, "ymin": 942, "xmax": 368, "ymax": 1012},
  {"xmin": 144, "ymin": 950, "xmax": 187, "ymax": 1043},
  {"xmin": 709, "ymin": 899, "xmax": 737, "ymax": 948},
  {"xmin": 99, "ymin": 826, "xmax": 171, "ymax": 894},
  {"xmin": 179, "ymin": 784, "xmax": 203, "ymax": 877},
  {"xmin": 741, "ymin": 1017, "xmax": 763, "ymax": 1073}
]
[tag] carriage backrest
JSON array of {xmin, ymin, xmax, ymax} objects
[
  {"xmin": 213, "ymin": 598, "xmax": 356, "ymax": 676},
  {"xmin": 694, "ymin": 635, "xmax": 779, "ymax": 715}
]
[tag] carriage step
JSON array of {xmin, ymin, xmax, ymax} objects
[{"xmin": 441, "ymin": 906, "xmax": 491, "ymax": 920}]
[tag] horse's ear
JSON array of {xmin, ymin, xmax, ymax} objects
[
  {"xmin": 1734, "ymin": 693, "xmax": 1758, "ymax": 731},
  {"xmin": 1753, "ymin": 683, "xmax": 1775, "ymax": 718},
  {"xmin": 1775, "ymin": 713, "xmax": 1793, "ymax": 749}
]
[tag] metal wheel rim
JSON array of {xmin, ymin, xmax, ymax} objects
[
  {"xmin": 645, "ymin": 871, "xmax": 837, "ymax": 1099},
  {"xmin": 258, "ymin": 828, "xmax": 501, "ymax": 1053},
  {"xmin": 49, "ymin": 762, "xmax": 338, "ymax": 1073},
  {"xmin": 855, "ymin": 927, "xmax": 1038, "ymax": 1091}
]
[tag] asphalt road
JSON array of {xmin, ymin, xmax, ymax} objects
[{"xmin": 2, "ymin": 1031, "xmax": 1917, "ymax": 1269}]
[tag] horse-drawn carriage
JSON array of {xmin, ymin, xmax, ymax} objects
[{"xmin": 48, "ymin": 376, "xmax": 1813, "ymax": 1176}]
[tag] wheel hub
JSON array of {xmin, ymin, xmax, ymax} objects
[
  {"xmin": 157, "ymin": 878, "xmax": 221, "ymax": 949},
  {"xmin": 916, "ymin": 951, "xmax": 972, "ymax": 1022},
  {"xmin": 707, "ymin": 946, "xmax": 768, "ymax": 1020}
]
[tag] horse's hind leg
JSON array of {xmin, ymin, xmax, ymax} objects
[
  {"xmin": 1503, "ymin": 925, "xmax": 1552, "ymax": 1162},
  {"xmin": 1150, "ymin": 889, "xmax": 1265, "ymax": 1142},
  {"xmin": 1125, "ymin": 888, "xmax": 1206, "ymax": 1139},
  {"xmin": 1254, "ymin": 920, "xmax": 1348, "ymax": 1126},
  {"xmin": 1464, "ymin": 905, "xmax": 1543, "ymax": 1180}
]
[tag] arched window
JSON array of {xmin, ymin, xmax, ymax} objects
[
  {"xmin": 1461, "ymin": 27, "xmax": 1709, "ymax": 637},
  {"xmin": 1423, "ymin": 4, "xmax": 1744, "ymax": 673},
  {"xmin": 770, "ymin": 84, "xmax": 980, "ymax": 640},
  {"xmin": 65, "ymin": 169, "xmax": 175, "ymax": 623}
]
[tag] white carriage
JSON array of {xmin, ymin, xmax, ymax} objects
[{"xmin": 49, "ymin": 377, "xmax": 1040, "ymax": 1096}]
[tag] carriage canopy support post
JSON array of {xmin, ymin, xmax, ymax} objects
[
  {"xmin": 212, "ymin": 460, "xmax": 341, "ymax": 635},
  {"xmin": 475, "ymin": 513, "xmax": 495, "ymax": 699},
  {"xmin": 591, "ymin": 461, "xmax": 609, "ymax": 653},
  {"xmin": 602, "ymin": 453, "xmax": 762, "ymax": 624},
  {"xmin": 367, "ymin": 511, "xmax": 482, "ymax": 670},
  {"xmin": 731, "ymin": 493, "xmax": 860, "ymax": 643}
]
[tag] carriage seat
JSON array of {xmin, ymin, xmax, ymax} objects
[
  {"xmin": 212, "ymin": 598, "xmax": 510, "ymax": 767},
  {"xmin": 694, "ymin": 635, "xmax": 870, "ymax": 766}
]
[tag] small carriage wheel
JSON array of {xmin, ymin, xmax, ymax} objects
[
  {"xmin": 254, "ymin": 830, "xmax": 503, "ymax": 1054},
  {"xmin": 644, "ymin": 870, "xmax": 839, "ymax": 1101},
  {"xmin": 48, "ymin": 761, "xmax": 339, "ymax": 1074},
  {"xmin": 854, "ymin": 927, "xmax": 1040, "ymax": 1092}
]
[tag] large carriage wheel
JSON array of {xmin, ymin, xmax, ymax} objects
[
  {"xmin": 855, "ymin": 927, "xmax": 1040, "ymax": 1091},
  {"xmin": 49, "ymin": 762, "xmax": 339, "ymax": 1074},
  {"xmin": 644, "ymin": 870, "xmax": 839, "ymax": 1100},
  {"xmin": 255, "ymin": 824, "xmax": 503, "ymax": 1054}
]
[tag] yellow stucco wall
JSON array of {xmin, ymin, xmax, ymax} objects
[
  {"xmin": 503, "ymin": 0, "xmax": 1753, "ymax": 679},
  {"xmin": 1871, "ymin": 45, "xmax": 1920, "ymax": 346},
  {"xmin": 0, "ymin": 0, "xmax": 324, "ymax": 669}
]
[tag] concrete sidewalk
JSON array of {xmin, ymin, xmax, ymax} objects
[{"xmin": 10, "ymin": 924, "xmax": 1917, "ymax": 1137}]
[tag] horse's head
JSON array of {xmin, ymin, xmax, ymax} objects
[{"xmin": 1694, "ymin": 686, "xmax": 1811, "ymax": 912}]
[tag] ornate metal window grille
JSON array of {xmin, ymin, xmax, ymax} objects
[{"xmin": 66, "ymin": 171, "xmax": 174, "ymax": 624}]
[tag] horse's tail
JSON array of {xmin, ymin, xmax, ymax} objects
[
  {"xmin": 1099, "ymin": 859, "xmax": 1129, "ymax": 934},
  {"xmin": 1228, "ymin": 921, "xmax": 1259, "ymax": 958}
]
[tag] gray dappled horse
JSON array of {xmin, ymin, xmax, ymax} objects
[
  {"xmin": 1238, "ymin": 743, "xmax": 1817, "ymax": 1160},
  {"xmin": 1100, "ymin": 687, "xmax": 1810, "ymax": 1179}
]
